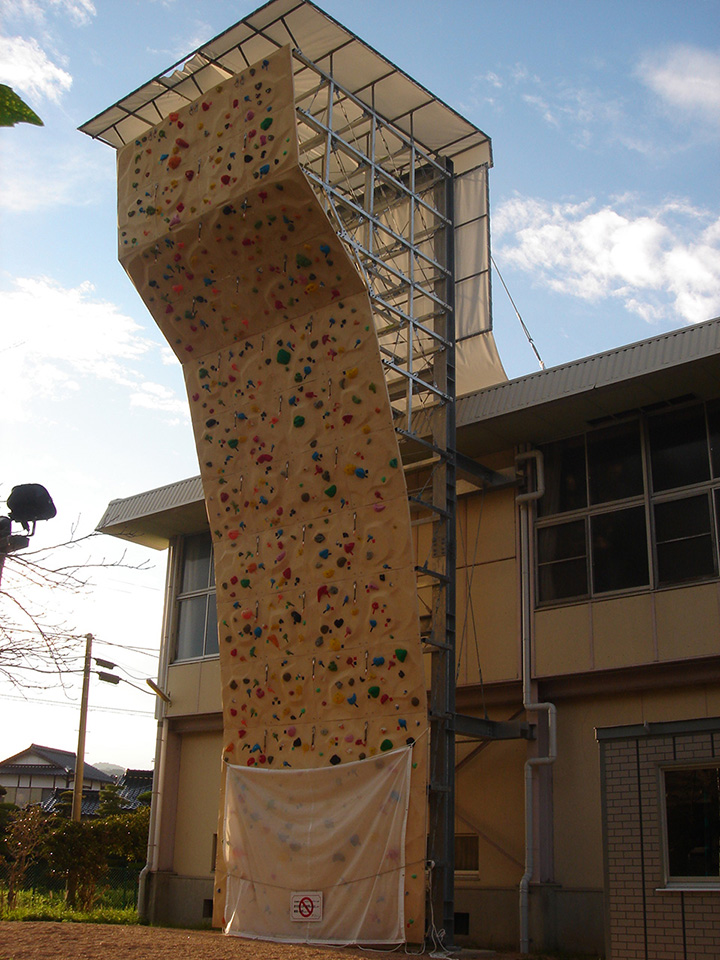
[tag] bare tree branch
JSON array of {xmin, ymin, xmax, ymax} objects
[{"xmin": 0, "ymin": 530, "xmax": 154, "ymax": 691}]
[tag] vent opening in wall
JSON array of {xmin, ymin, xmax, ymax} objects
[{"xmin": 454, "ymin": 911, "xmax": 470, "ymax": 936}]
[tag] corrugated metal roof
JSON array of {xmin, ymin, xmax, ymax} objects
[
  {"xmin": 79, "ymin": 0, "xmax": 491, "ymax": 172},
  {"xmin": 98, "ymin": 476, "xmax": 203, "ymax": 527},
  {"xmin": 457, "ymin": 316, "xmax": 720, "ymax": 453},
  {"xmin": 96, "ymin": 476, "xmax": 207, "ymax": 549}
]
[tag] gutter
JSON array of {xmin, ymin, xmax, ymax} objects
[{"xmin": 516, "ymin": 450, "xmax": 557, "ymax": 955}]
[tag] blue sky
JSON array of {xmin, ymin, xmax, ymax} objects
[{"xmin": 1, "ymin": 0, "xmax": 718, "ymax": 768}]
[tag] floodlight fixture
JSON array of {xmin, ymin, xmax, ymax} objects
[{"xmin": 7, "ymin": 483, "xmax": 56, "ymax": 533}]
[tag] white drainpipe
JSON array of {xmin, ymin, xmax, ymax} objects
[
  {"xmin": 516, "ymin": 450, "xmax": 557, "ymax": 955},
  {"xmin": 138, "ymin": 542, "xmax": 176, "ymax": 921},
  {"xmin": 138, "ymin": 715, "xmax": 168, "ymax": 921}
]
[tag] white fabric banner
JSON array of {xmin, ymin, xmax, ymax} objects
[{"xmin": 224, "ymin": 746, "xmax": 413, "ymax": 944}]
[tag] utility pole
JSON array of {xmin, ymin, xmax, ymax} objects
[{"xmin": 71, "ymin": 633, "xmax": 93, "ymax": 822}]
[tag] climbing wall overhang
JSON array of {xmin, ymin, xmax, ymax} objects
[{"xmin": 115, "ymin": 45, "xmax": 427, "ymax": 943}]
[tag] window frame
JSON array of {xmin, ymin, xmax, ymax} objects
[
  {"xmin": 660, "ymin": 762, "xmax": 720, "ymax": 889},
  {"xmin": 535, "ymin": 402, "xmax": 720, "ymax": 607},
  {"xmin": 171, "ymin": 533, "xmax": 218, "ymax": 663},
  {"xmin": 454, "ymin": 833, "xmax": 480, "ymax": 874}
]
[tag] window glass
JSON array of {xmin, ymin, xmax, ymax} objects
[
  {"xmin": 205, "ymin": 598, "xmax": 219, "ymax": 657},
  {"xmin": 176, "ymin": 595, "xmax": 208, "ymax": 660},
  {"xmin": 538, "ymin": 435, "xmax": 587, "ymax": 517},
  {"xmin": 181, "ymin": 533, "xmax": 213, "ymax": 592},
  {"xmin": 655, "ymin": 495, "xmax": 715, "ymax": 585},
  {"xmin": 537, "ymin": 520, "xmax": 588, "ymax": 602},
  {"xmin": 454, "ymin": 835, "xmax": 479, "ymax": 872},
  {"xmin": 649, "ymin": 406, "xmax": 710, "ymax": 492},
  {"xmin": 665, "ymin": 767, "xmax": 720, "ymax": 880},
  {"xmin": 174, "ymin": 533, "xmax": 217, "ymax": 661},
  {"xmin": 587, "ymin": 421, "xmax": 644, "ymax": 505},
  {"xmin": 708, "ymin": 399, "xmax": 720, "ymax": 479},
  {"xmin": 591, "ymin": 507, "xmax": 649, "ymax": 594}
]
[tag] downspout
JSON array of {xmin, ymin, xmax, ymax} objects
[
  {"xmin": 138, "ymin": 541, "xmax": 176, "ymax": 921},
  {"xmin": 138, "ymin": 713, "xmax": 167, "ymax": 921},
  {"xmin": 516, "ymin": 449, "xmax": 557, "ymax": 955}
]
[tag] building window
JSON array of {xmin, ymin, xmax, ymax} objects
[
  {"xmin": 654, "ymin": 494, "xmax": 715, "ymax": 585},
  {"xmin": 454, "ymin": 834, "xmax": 479, "ymax": 872},
  {"xmin": 536, "ymin": 401, "xmax": 720, "ymax": 604},
  {"xmin": 174, "ymin": 533, "xmax": 218, "ymax": 661},
  {"xmin": 664, "ymin": 766, "xmax": 720, "ymax": 882},
  {"xmin": 537, "ymin": 519, "xmax": 588, "ymax": 602}
]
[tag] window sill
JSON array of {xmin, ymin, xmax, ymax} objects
[
  {"xmin": 656, "ymin": 884, "xmax": 720, "ymax": 893},
  {"xmin": 170, "ymin": 654, "xmax": 220, "ymax": 665}
]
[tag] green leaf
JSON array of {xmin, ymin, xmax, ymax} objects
[{"xmin": 0, "ymin": 84, "xmax": 43, "ymax": 128}]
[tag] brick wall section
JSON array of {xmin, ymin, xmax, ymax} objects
[{"xmin": 601, "ymin": 726, "xmax": 720, "ymax": 960}]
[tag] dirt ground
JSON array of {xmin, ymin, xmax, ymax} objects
[{"xmin": 0, "ymin": 922, "xmax": 564, "ymax": 960}]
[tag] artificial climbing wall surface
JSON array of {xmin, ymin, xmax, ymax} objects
[{"xmin": 116, "ymin": 46, "xmax": 427, "ymax": 943}]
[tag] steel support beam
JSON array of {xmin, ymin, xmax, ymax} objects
[
  {"xmin": 455, "ymin": 714, "xmax": 534, "ymax": 741},
  {"xmin": 426, "ymin": 159, "xmax": 456, "ymax": 949}
]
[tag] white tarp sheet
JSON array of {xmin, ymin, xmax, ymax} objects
[{"xmin": 224, "ymin": 746, "xmax": 413, "ymax": 944}]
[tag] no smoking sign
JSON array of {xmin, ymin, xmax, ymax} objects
[{"xmin": 291, "ymin": 891, "xmax": 323, "ymax": 922}]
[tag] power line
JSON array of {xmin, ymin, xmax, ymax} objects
[{"xmin": 2, "ymin": 691, "xmax": 154, "ymax": 718}]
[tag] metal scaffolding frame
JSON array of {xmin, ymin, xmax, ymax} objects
[{"xmin": 289, "ymin": 54, "xmax": 459, "ymax": 942}]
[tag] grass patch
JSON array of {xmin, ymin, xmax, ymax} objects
[{"xmin": 0, "ymin": 890, "xmax": 139, "ymax": 924}]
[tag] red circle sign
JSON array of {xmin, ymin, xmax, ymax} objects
[{"xmin": 298, "ymin": 896, "xmax": 315, "ymax": 918}]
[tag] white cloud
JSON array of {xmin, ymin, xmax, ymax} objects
[
  {"xmin": 464, "ymin": 60, "xmax": 656, "ymax": 155},
  {"xmin": 0, "ymin": 0, "xmax": 96, "ymax": 26},
  {"xmin": 0, "ymin": 34, "xmax": 72, "ymax": 102},
  {"xmin": 0, "ymin": 277, "xmax": 186, "ymax": 422},
  {"xmin": 639, "ymin": 45, "xmax": 720, "ymax": 124},
  {"xmin": 130, "ymin": 381, "xmax": 187, "ymax": 416},
  {"xmin": 494, "ymin": 195, "xmax": 720, "ymax": 326},
  {"xmin": 0, "ymin": 137, "xmax": 114, "ymax": 212}
]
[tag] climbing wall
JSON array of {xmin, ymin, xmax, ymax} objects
[{"xmin": 116, "ymin": 46, "xmax": 427, "ymax": 943}]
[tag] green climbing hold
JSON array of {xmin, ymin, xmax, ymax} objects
[
  {"xmin": 293, "ymin": 415, "xmax": 305, "ymax": 428},
  {"xmin": 295, "ymin": 253, "xmax": 312, "ymax": 268},
  {"xmin": 277, "ymin": 348, "xmax": 291, "ymax": 365},
  {"xmin": 394, "ymin": 648, "xmax": 407, "ymax": 662},
  {"xmin": 260, "ymin": 117, "xmax": 273, "ymax": 130},
  {"xmin": 389, "ymin": 458, "xmax": 398, "ymax": 469},
  {"xmin": 368, "ymin": 686, "xmax": 380, "ymax": 698},
  {"xmin": 380, "ymin": 739, "xmax": 393, "ymax": 752},
  {"xmin": 324, "ymin": 484, "xmax": 337, "ymax": 498}
]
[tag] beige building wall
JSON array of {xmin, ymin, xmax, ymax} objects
[
  {"xmin": 166, "ymin": 661, "xmax": 222, "ymax": 718},
  {"xmin": 535, "ymin": 582, "xmax": 720, "ymax": 678},
  {"xmin": 172, "ymin": 730, "xmax": 223, "ymax": 878}
]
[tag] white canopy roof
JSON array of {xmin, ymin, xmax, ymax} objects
[{"xmin": 79, "ymin": 0, "xmax": 491, "ymax": 168}]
